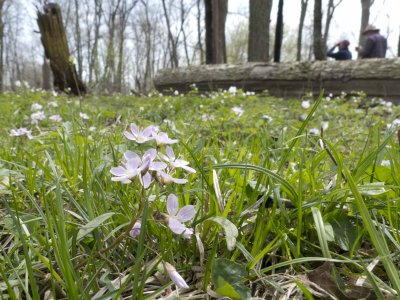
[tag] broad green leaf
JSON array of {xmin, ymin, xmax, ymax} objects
[
  {"xmin": 208, "ymin": 216, "xmax": 238, "ymax": 251},
  {"xmin": 212, "ymin": 258, "xmax": 250, "ymax": 300},
  {"xmin": 77, "ymin": 212, "xmax": 115, "ymax": 241}
]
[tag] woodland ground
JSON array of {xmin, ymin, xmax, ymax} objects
[{"xmin": 1, "ymin": 88, "xmax": 400, "ymax": 299}]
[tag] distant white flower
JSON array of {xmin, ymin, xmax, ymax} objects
[
  {"xmin": 79, "ymin": 112, "xmax": 89, "ymax": 120},
  {"xmin": 156, "ymin": 170, "xmax": 187, "ymax": 185},
  {"xmin": 201, "ymin": 113, "xmax": 215, "ymax": 121},
  {"xmin": 139, "ymin": 106, "xmax": 144, "ymax": 111},
  {"xmin": 262, "ymin": 114, "xmax": 273, "ymax": 122},
  {"xmin": 129, "ymin": 221, "xmax": 141, "ymax": 238},
  {"xmin": 309, "ymin": 128, "xmax": 320, "ymax": 135},
  {"xmin": 48, "ymin": 101, "xmax": 59, "ymax": 107},
  {"xmin": 232, "ymin": 106, "xmax": 244, "ymax": 117},
  {"xmin": 15, "ymin": 80, "xmax": 21, "ymax": 87},
  {"xmin": 49, "ymin": 114, "xmax": 62, "ymax": 122},
  {"xmin": 159, "ymin": 146, "xmax": 196, "ymax": 173},
  {"xmin": 89, "ymin": 126, "xmax": 96, "ymax": 131},
  {"xmin": 381, "ymin": 160, "xmax": 391, "ymax": 166},
  {"xmin": 124, "ymin": 123, "xmax": 155, "ymax": 144},
  {"xmin": 166, "ymin": 194, "xmax": 195, "ymax": 239},
  {"xmin": 174, "ymin": 90, "xmax": 179, "ymax": 96},
  {"xmin": 31, "ymin": 111, "xmax": 46, "ymax": 124},
  {"xmin": 228, "ymin": 86, "xmax": 237, "ymax": 95},
  {"xmin": 52, "ymin": 91, "xmax": 58, "ymax": 97},
  {"xmin": 163, "ymin": 262, "xmax": 189, "ymax": 289},
  {"xmin": 31, "ymin": 103, "xmax": 43, "ymax": 111},
  {"xmin": 10, "ymin": 128, "xmax": 32, "ymax": 139},
  {"xmin": 301, "ymin": 100, "xmax": 311, "ymax": 109},
  {"xmin": 152, "ymin": 131, "xmax": 178, "ymax": 147},
  {"xmin": 321, "ymin": 121, "xmax": 329, "ymax": 131}
]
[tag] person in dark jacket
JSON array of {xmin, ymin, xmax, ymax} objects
[
  {"xmin": 356, "ymin": 24, "xmax": 387, "ymax": 58},
  {"xmin": 327, "ymin": 40, "xmax": 352, "ymax": 60}
]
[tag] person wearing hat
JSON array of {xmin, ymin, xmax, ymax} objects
[
  {"xmin": 327, "ymin": 40, "xmax": 352, "ymax": 60},
  {"xmin": 355, "ymin": 24, "xmax": 387, "ymax": 58}
]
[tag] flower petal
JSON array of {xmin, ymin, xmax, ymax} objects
[
  {"xmin": 110, "ymin": 166, "xmax": 127, "ymax": 176},
  {"xmin": 177, "ymin": 205, "xmax": 195, "ymax": 223},
  {"xmin": 167, "ymin": 194, "xmax": 179, "ymax": 216},
  {"xmin": 164, "ymin": 262, "xmax": 189, "ymax": 289},
  {"xmin": 124, "ymin": 151, "xmax": 140, "ymax": 161},
  {"xmin": 141, "ymin": 172, "xmax": 152, "ymax": 189},
  {"xmin": 166, "ymin": 146, "xmax": 175, "ymax": 160},
  {"xmin": 130, "ymin": 123, "xmax": 139, "ymax": 134},
  {"xmin": 168, "ymin": 217, "xmax": 188, "ymax": 235}
]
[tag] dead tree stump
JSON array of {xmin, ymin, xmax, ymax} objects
[{"xmin": 37, "ymin": 3, "xmax": 86, "ymax": 95}]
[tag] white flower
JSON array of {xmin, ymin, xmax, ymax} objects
[
  {"xmin": 262, "ymin": 114, "xmax": 273, "ymax": 122},
  {"xmin": 381, "ymin": 160, "xmax": 391, "ymax": 166},
  {"xmin": 174, "ymin": 90, "xmax": 179, "ymax": 96},
  {"xmin": 129, "ymin": 221, "xmax": 141, "ymax": 238},
  {"xmin": 321, "ymin": 121, "xmax": 329, "ymax": 131},
  {"xmin": 31, "ymin": 111, "xmax": 46, "ymax": 124},
  {"xmin": 79, "ymin": 112, "xmax": 89, "ymax": 120},
  {"xmin": 166, "ymin": 194, "xmax": 195, "ymax": 239},
  {"xmin": 48, "ymin": 101, "xmax": 59, "ymax": 107},
  {"xmin": 301, "ymin": 100, "xmax": 311, "ymax": 109},
  {"xmin": 31, "ymin": 103, "xmax": 43, "ymax": 111},
  {"xmin": 159, "ymin": 146, "xmax": 196, "ymax": 173},
  {"xmin": 152, "ymin": 131, "xmax": 178, "ymax": 147},
  {"xmin": 163, "ymin": 262, "xmax": 189, "ymax": 289},
  {"xmin": 309, "ymin": 128, "xmax": 320, "ymax": 135},
  {"xmin": 228, "ymin": 86, "xmax": 237, "ymax": 95},
  {"xmin": 10, "ymin": 128, "xmax": 32, "ymax": 139},
  {"xmin": 49, "ymin": 114, "xmax": 62, "ymax": 122},
  {"xmin": 232, "ymin": 106, "xmax": 244, "ymax": 117},
  {"xmin": 156, "ymin": 170, "xmax": 187, "ymax": 185},
  {"xmin": 124, "ymin": 123, "xmax": 155, "ymax": 144}
]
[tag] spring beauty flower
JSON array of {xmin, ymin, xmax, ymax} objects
[
  {"xmin": 79, "ymin": 112, "xmax": 89, "ymax": 120},
  {"xmin": 31, "ymin": 111, "xmax": 46, "ymax": 124},
  {"xmin": 163, "ymin": 262, "xmax": 189, "ymax": 289},
  {"xmin": 166, "ymin": 194, "xmax": 195, "ymax": 238},
  {"xmin": 124, "ymin": 123, "xmax": 155, "ymax": 144},
  {"xmin": 10, "ymin": 128, "xmax": 32, "ymax": 139},
  {"xmin": 152, "ymin": 131, "xmax": 178, "ymax": 147},
  {"xmin": 159, "ymin": 146, "xmax": 196, "ymax": 173},
  {"xmin": 49, "ymin": 114, "xmax": 62, "ymax": 122},
  {"xmin": 31, "ymin": 103, "xmax": 43, "ymax": 111},
  {"xmin": 129, "ymin": 221, "xmax": 141, "ymax": 238},
  {"xmin": 301, "ymin": 100, "xmax": 311, "ymax": 109},
  {"xmin": 232, "ymin": 106, "xmax": 244, "ymax": 117}
]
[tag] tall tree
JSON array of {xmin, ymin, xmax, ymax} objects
[
  {"xmin": 196, "ymin": 0, "xmax": 204, "ymax": 63},
  {"xmin": 205, "ymin": 0, "xmax": 228, "ymax": 64},
  {"xmin": 296, "ymin": 0, "xmax": 308, "ymax": 61},
  {"xmin": 313, "ymin": 0, "xmax": 325, "ymax": 60},
  {"xmin": 359, "ymin": 0, "xmax": 374, "ymax": 51},
  {"xmin": 323, "ymin": 0, "xmax": 343, "ymax": 51},
  {"xmin": 0, "ymin": 0, "xmax": 6, "ymax": 91},
  {"xmin": 273, "ymin": 0, "xmax": 283, "ymax": 62},
  {"xmin": 248, "ymin": 0, "xmax": 273, "ymax": 62},
  {"xmin": 162, "ymin": 0, "xmax": 179, "ymax": 67}
]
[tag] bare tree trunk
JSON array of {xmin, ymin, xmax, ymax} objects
[
  {"xmin": 116, "ymin": 1, "xmax": 137, "ymax": 92},
  {"xmin": 273, "ymin": 0, "xmax": 284, "ymax": 62},
  {"xmin": 89, "ymin": 0, "xmax": 102, "ymax": 84},
  {"xmin": 296, "ymin": 0, "xmax": 308, "ymax": 61},
  {"xmin": 313, "ymin": 0, "xmax": 325, "ymax": 60},
  {"xmin": 358, "ymin": 0, "xmax": 373, "ymax": 55},
  {"xmin": 162, "ymin": 0, "xmax": 179, "ymax": 68},
  {"xmin": 205, "ymin": 0, "xmax": 227, "ymax": 64},
  {"xmin": 196, "ymin": 0, "xmax": 204, "ymax": 64},
  {"xmin": 37, "ymin": 3, "xmax": 86, "ymax": 95},
  {"xmin": 0, "ymin": 0, "xmax": 5, "ymax": 91},
  {"xmin": 248, "ymin": 0, "xmax": 273, "ymax": 62},
  {"xmin": 323, "ymin": 0, "xmax": 343, "ymax": 52},
  {"xmin": 74, "ymin": 0, "xmax": 83, "ymax": 79}
]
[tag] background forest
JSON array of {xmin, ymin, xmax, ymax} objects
[{"xmin": 0, "ymin": 0, "xmax": 398, "ymax": 95}]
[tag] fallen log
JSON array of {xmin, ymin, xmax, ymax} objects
[{"xmin": 154, "ymin": 59, "xmax": 400, "ymax": 100}]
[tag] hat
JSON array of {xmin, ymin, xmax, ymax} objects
[
  {"xmin": 363, "ymin": 24, "xmax": 379, "ymax": 34},
  {"xmin": 340, "ymin": 40, "xmax": 350, "ymax": 47}
]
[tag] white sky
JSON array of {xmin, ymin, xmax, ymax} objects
[{"xmin": 228, "ymin": 0, "xmax": 400, "ymax": 58}]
